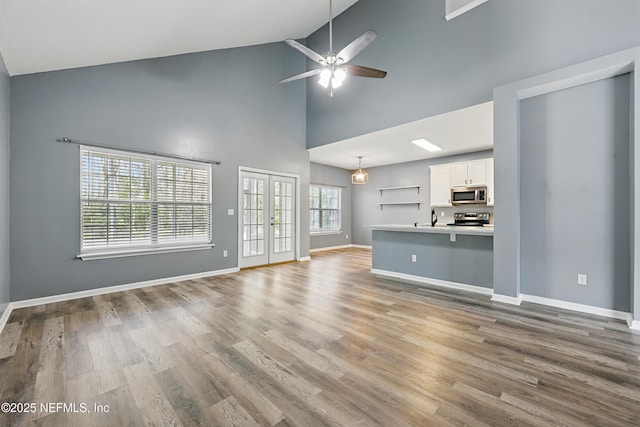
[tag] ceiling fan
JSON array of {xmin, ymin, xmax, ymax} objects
[{"xmin": 279, "ymin": 0, "xmax": 387, "ymax": 96}]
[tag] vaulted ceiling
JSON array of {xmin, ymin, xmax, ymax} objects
[
  {"xmin": 0, "ymin": 0, "xmax": 359, "ymax": 76},
  {"xmin": 0, "ymin": 0, "xmax": 494, "ymax": 167}
]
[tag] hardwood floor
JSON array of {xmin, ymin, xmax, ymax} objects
[{"xmin": 1, "ymin": 247, "xmax": 640, "ymax": 426}]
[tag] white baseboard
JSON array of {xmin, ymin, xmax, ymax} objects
[
  {"xmin": 6, "ymin": 267, "xmax": 240, "ymax": 313},
  {"xmin": 3, "ymin": 261, "xmax": 639, "ymax": 336},
  {"xmin": 520, "ymin": 293, "xmax": 632, "ymax": 323},
  {"xmin": 298, "ymin": 256, "xmax": 312, "ymax": 262},
  {"xmin": 0, "ymin": 304, "xmax": 12, "ymax": 338},
  {"xmin": 310, "ymin": 244, "xmax": 372, "ymax": 253},
  {"xmin": 351, "ymin": 244, "xmax": 372, "ymax": 250},
  {"xmin": 373, "ymin": 277, "xmax": 638, "ymax": 328},
  {"xmin": 310, "ymin": 244, "xmax": 352, "ymax": 253},
  {"xmin": 491, "ymin": 293, "xmax": 523, "ymax": 305},
  {"xmin": 371, "ymin": 269, "xmax": 494, "ymax": 296}
]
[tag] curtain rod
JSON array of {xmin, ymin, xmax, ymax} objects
[{"xmin": 57, "ymin": 137, "xmax": 222, "ymax": 165}]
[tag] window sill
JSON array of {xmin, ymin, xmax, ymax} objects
[
  {"xmin": 310, "ymin": 230, "xmax": 343, "ymax": 236},
  {"xmin": 78, "ymin": 243, "xmax": 215, "ymax": 261}
]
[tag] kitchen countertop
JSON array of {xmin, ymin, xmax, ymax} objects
[{"xmin": 370, "ymin": 223, "xmax": 494, "ymax": 236}]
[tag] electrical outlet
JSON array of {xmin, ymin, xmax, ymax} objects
[
  {"xmin": 450, "ymin": 233, "xmax": 456, "ymax": 242},
  {"xmin": 223, "ymin": 250, "xmax": 228, "ymax": 258},
  {"xmin": 227, "ymin": 209, "xmax": 234, "ymax": 216},
  {"xmin": 346, "ymin": 234, "xmax": 349, "ymax": 239},
  {"xmin": 578, "ymin": 274, "xmax": 587, "ymax": 285},
  {"xmin": 441, "ymin": 211, "xmax": 445, "ymax": 217},
  {"xmin": 411, "ymin": 254, "xmax": 417, "ymax": 263}
]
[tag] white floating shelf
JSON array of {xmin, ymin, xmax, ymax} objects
[
  {"xmin": 378, "ymin": 202, "xmax": 421, "ymax": 211},
  {"xmin": 377, "ymin": 185, "xmax": 420, "ymax": 195}
]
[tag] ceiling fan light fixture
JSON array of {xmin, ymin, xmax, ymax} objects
[
  {"xmin": 319, "ymin": 69, "xmax": 332, "ymax": 88},
  {"xmin": 279, "ymin": 0, "xmax": 386, "ymax": 94},
  {"xmin": 352, "ymin": 156, "xmax": 368, "ymax": 185},
  {"xmin": 318, "ymin": 68, "xmax": 347, "ymax": 89},
  {"xmin": 333, "ymin": 68, "xmax": 347, "ymax": 86}
]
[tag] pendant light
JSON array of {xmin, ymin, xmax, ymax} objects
[{"xmin": 352, "ymin": 156, "xmax": 368, "ymax": 184}]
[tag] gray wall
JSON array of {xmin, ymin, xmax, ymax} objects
[
  {"xmin": 306, "ymin": 0, "xmax": 640, "ymax": 148},
  {"xmin": 352, "ymin": 151, "xmax": 492, "ymax": 246},
  {"xmin": 372, "ymin": 231, "xmax": 493, "ymax": 288},
  {"xmin": 520, "ymin": 74, "xmax": 631, "ymax": 311},
  {"xmin": 10, "ymin": 43, "xmax": 309, "ymax": 300},
  {"xmin": 0, "ymin": 53, "xmax": 9, "ymax": 315},
  {"xmin": 309, "ymin": 162, "xmax": 352, "ymax": 250}
]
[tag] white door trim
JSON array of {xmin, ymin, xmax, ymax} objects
[
  {"xmin": 238, "ymin": 166, "xmax": 301, "ymax": 267},
  {"xmin": 269, "ymin": 175, "xmax": 296, "ymax": 264}
]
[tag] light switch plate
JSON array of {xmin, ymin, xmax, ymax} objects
[{"xmin": 227, "ymin": 209, "xmax": 234, "ymax": 216}]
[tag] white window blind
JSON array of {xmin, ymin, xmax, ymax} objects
[
  {"xmin": 310, "ymin": 185, "xmax": 341, "ymax": 232},
  {"xmin": 80, "ymin": 147, "xmax": 212, "ymax": 255}
]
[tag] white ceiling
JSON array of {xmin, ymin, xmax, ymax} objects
[
  {"xmin": 309, "ymin": 101, "xmax": 494, "ymax": 170},
  {"xmin": 0, "ymin": 0, "xmax": 359, "ymax": 76}
]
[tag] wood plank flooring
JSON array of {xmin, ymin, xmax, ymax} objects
[{"xmin": 1, "ymin": 248, "xmax": 640, "ymax": 426}]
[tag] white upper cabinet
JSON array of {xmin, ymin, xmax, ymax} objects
[
  {"xmin": 430, "ymin": 157, "xmax": 494, "ymax": 207},
  {"xmin": 468, "ymin": 160, "xmax": 487, "ymax": 186},
  {"xmin": 430, "ymin": 164, "xmax": 452, "ymax": 207},
  {"xmin": 451, "ymin": 163, "xmax": 468, "ymax": 187},
  {"xmin": 451, "ymin": 160, "xmax": 487, "ymax": 187}
]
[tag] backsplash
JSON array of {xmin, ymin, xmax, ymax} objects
[{"xmin": 430, "ymin": 205, "xmax": 494, "ymax": 225}]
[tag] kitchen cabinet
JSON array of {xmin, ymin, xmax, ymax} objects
[
  {"xmin": 451, "ymin": 160, "xmax": 486, "ymax": 187},
  {"xmin": 430, "ymin": 158, "xmax": 494, "ymax": 207},
  {"xmin": 468, "ymin": 160, "xmax": 487, "ymax": 186},
  {"xmin": 451, "ymin": 163, "xmax": 468, "ymax": 187},
  {"xmin": 429, "ymin": 164, "xmax": 452, "ymax": 207},
  {"xmin": 486, "ymin": 158, "xmax": 494, "ymax": 206}
]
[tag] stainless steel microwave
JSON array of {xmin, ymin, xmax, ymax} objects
[{"xmin": 451, "ymin": 186, "xmax": 487, "ymax": 205}]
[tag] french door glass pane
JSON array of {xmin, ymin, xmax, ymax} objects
[
  {"xmin": 273, "ymin": 181, "xmax": 293, "ymax": 254},
  {"xmin": 243, "ymin": 177, "xmax": 266, "ymax": 257}
]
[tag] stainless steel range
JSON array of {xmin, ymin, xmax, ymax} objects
[{"xmin": 448, "ymin": 212, "xmax": 490, "ymax": 226}]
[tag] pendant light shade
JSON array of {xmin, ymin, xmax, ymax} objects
[{"xmin": 352, "ymin": 156, "xmax": 368, "ymax": 184}]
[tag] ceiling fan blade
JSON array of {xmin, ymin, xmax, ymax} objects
[
  {"xmin": 337, "ymin": 30, "xmax": 377, "ymax": 64},
  {"xmin": 284, "ymin": 39, "xmax": 326, "ymax": 64},
  {"xmin": 279, "ymin": 68, "xmax": 324, "ymax": 84},
  {"xmin": 346, "ymin": 65, "xmax": 387, "ymax": 79}
]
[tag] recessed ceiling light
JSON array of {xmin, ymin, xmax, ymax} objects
[{"xmin": 411, "ymin": 138, "xmax": 442, "ymax": 152}]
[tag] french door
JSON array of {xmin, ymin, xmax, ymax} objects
[{"xmin": 239, "ymin": 170, "xmax": 297, "ymax": 268}]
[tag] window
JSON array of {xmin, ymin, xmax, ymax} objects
[
  {"xmin": 80, "ymin": 147, "xmax": 212, "ymax": 258},
  {"xmin": 309, "ymin": 185, "xmax": 341, "ymax": 233}
]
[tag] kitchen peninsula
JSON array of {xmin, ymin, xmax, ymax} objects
[{"xmin": 370, "ymin": 224, "xmax": 494, "ymax": 293}]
